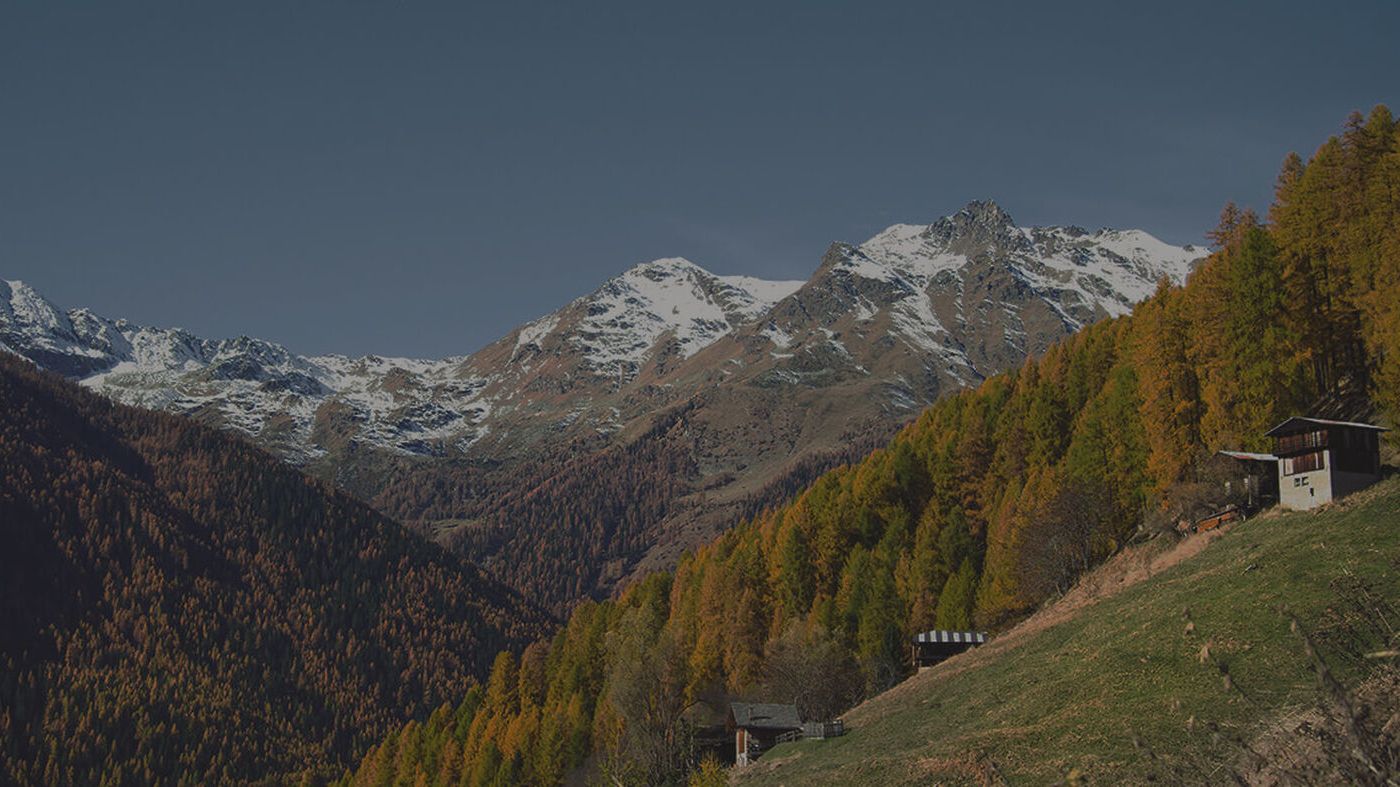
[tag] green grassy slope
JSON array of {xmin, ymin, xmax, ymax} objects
[{"xmin": 739, "ymin": 479, "xmax": 1400, "ymax": 785}]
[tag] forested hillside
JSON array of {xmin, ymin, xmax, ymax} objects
[
  {"xmin": 0, "ymin": 355, "xmax": 549, "ymax": 784},
  {"xmin": 735, "ymin": 479, "xmax": 1400, "ymax": 783},
  {"xmin": 342, "ymin": 106, "xmax": 1400, "ymax": 786}
]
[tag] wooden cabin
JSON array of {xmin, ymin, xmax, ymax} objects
[
  {"xmin": 728, "ymin": 702, "xmax": 802, "ymax": 767},
  {"xmin": 1266, "ymin": 417, "xmax": 1387, "ymax": 510},
  {"xmin": 911, "ymin": 630, "xmax": 986, "ymax": 670}
]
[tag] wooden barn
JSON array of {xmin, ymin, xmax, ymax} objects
[
  {"xmin": 911, "ymin": 630, "xmax": 987, "ymax": 670},
  {"xmin": 1266, "ymin": 417, "xmax": 1387, "ymax": 510},
  {"xmin": 728, "ymin": 702, "xmax": 802, "ymax": 766}
]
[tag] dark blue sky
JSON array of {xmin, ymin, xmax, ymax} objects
[{"xmin": 4, "ymin": 2, "xmax": 1397, "ymax": 357}]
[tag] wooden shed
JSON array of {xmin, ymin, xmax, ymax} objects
[
  {"xmin": 911, "ymin": 630, "xmax": 986, "ymax": 670},
  {"xmin": 727, "ymin": 702, "xmax": 802, "ymax": 767},
  {"xmin": 1215, "ymin": 449, "xmax": 1280, "ymax": 510}
]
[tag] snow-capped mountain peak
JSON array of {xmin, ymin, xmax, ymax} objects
[
  {"xmin": 839, "ymin": 201, "xmax": 1203, "ymax": 324},
  {"xmin": 926, "ymin": 199, "xmax": 1028, "ymax": 248},
  {"xmin": 734, "ymin": 202, "xmax": 1208, "ymax": 399},
  {"xmin": 2, "ymin": 280, "xmax": 65, "ymax": 331},
  {"xmin": 530, "ymin": 257, "xmax": 803, "ymax": 382},
  {"xmin": 1, "ymin": 201, "xmax": 1208, "ymax": 469},
  {"xmin": 1, "ymin": 279, "xmax": 117, "ymax": 375}
]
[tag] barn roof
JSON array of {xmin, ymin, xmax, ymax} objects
[
  {"xmin": 912, "ymin": 630, "xmax": 987, "ymax": 645},
  {"xmin": 1217, "ymin": 449, "xmax": 1278, "ymax": 462},
  {"xmin": 1264, "ymin": 417, "xmax": 1389, "ymax": 437},
  {"xmin": 729, "ymin": 702, "xmax": 801, "ymax": 730}
]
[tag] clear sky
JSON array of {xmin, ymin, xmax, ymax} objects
[{"xmin": 4, "ymin": 1, "xmax": 1398, "ymax": 358}]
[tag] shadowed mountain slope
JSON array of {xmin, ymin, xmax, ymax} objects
[{"xmin": 0, "ymin": 354, "xmax": 549, "ymax": 784}]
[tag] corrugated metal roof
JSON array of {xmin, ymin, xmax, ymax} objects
[
  {"xmin": 912, "ymin": 630, "xmax": 987, "ymax": 645},
  {"xmin": 1264, "ymin": 416, "xmax": 1389, "ymax": 437},
  {"xmin": 1218, "ymin": 449, "xmax": 1279, "ymax": 462},
  {"xmin": 729, "ymin": 702, "xmax": 801, "ymax": 730}
]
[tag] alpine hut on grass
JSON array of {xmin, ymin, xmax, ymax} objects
[
  {"xmin": 911, "ymin": 630, "xmax": 987, "ymax": 670},
  {"xmin": 1265, "ymin": 417, "xmax": 1387, "ymax": 510},
  {"xmin": 728, "ymin": 702, "xmax": 802, "ymax": 767}
]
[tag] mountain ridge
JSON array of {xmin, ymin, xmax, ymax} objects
[
  {"xmin": 1, "ymin": 200, "xmax": 1207, "ymax": 608},
  {"xmin": 0, "ymin": 200, "xmax": 1203, "ymax": 465}
]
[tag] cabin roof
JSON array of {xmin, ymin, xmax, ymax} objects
[
  {"xmin": 1217, "ymin": 449, "xmax": 1279, "ymax": 462},
  {"xmin": 1265, "ymin": 416, "xmax": 1389, "ymax": 437},
  {"xmin": 729, "ymin": 702, "xmax": 801, "ymax": 730},
  {"xmin": 912, "ymin": 630, "xmax": 987, "ymax": 645}
]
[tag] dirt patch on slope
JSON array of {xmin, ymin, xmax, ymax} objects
[{"xmin": 1240, "ymin": 664, "xmax": 1400, "ymax": 785}]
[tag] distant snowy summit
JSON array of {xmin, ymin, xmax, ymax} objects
[
  {"xmin": 724, "ymin": 200, "xmax": 1204, "ymax": 408},
  {"xmin": 0, "ymin": 260, "xmax": 806, "ymax": 460},
  {"xmin": 503, "ymin": 257, "xmax": 803, "ymax": 384},
  {"xmin": 852, "ymin": 200, "xmax": 1201, "ymax": 319},
  {"xmin": 0, "ymin": 201, "xmax": 1205, "ymax": 463}
]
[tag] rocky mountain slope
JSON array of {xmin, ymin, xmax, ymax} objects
[
  {"xmin": 0, "ymin": 260, "xmax": 803, "ymax": 461},
  {"xmin": 1, "ymin": 201, "xmax": 1205, "ymax": 608}
]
